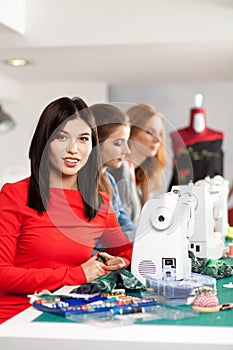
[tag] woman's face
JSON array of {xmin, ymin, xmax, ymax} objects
[
  {"xmin": 100, "ymin": 125, "xmax": 130, "ymax": 169},
  {"xmin": 130, "ymin": 114, "xmax": 163, "ymax": 158},
  {"xmin": 48, "ymin": 118, "xmax": 92, "ymax": 184}
]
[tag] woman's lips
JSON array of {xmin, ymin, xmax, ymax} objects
[
  {"xmin": 64, "ymin": 157, "xmax": 80, "ymax": 168},
  {"xmin": 151, "ymin": 144, "xmax": 160, "ymax": 152}
]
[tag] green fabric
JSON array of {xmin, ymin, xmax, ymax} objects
[
  {"xmin": 190, "ymin": 252, "xmax": 233, "ymax": 279},
  {"xmin": 71, "ymin": 269, "xmax": 146, "ymax": 294}
]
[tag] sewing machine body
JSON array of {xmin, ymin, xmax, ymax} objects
[
  {"xmin": 131, "ymin": 192, "xmax": 194, "ymax": 285},
  {"xmin": 200, "ymin": 175, "xmax": 229, "ymax": 238},
  {"xmin": 172, "ymin": 176, "xmax": 228, "ymax": 259}
]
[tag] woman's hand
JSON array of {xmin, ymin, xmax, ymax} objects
[
  {"xmin": 97, "ymin": 252, "xmax": 126, "ymax": 271},
  {"xmin": 81, "ymin": 255, "xmax": 106, "ymax": 283}
]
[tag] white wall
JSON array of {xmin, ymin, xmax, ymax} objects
[
  {"xmin": 109, "ymin": 81, "xmax": 233, "ymax": 196},
  {"xmin": 0, "ymin": 0, "xmax": 25, "ymax": 34},
  {"xmin": 0, "ymin": 80, "xmax": 107, "ymax": 187}
]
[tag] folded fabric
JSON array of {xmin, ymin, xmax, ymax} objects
[
  {"xmin": 71, "ymin": 269, "xmax": 146, "ymax": 294},
  {"xmin": 189, "ymin": 251, "xmax": 233, "ymax": 279}
]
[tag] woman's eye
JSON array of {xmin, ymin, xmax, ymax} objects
[
  {"xmin": 114, "ymin": 140, "xmax": 123, "ymax": 147},
  {"xmin": 79, "ymin": 136, "xmax": 90, "ymax": 142},
  {"xmin": 57, "ymin": 134, "xmax": 68, "ymax": 141},
  {"xmin": 146, "ymin": 130, "xmax": 162, "ymax": 140}
]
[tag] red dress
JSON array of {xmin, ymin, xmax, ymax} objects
[
  {"xmin": 169, "ymin": 110, "xmax": 224, "ymax": 189},
  {"xmin": 0, "ymin": 178, "xmax": 132, "ymax": 323}
]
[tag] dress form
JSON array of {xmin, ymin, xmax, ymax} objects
[
  {"xmin": 171, "ymin": 94, "xmax": 224, "ymax": 155},
  {"xmin": 169, "ymin": 94, "xmax": 224, "ymax": 189}
]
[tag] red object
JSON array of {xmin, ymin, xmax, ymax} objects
[
  {"xmin": 0, "ymin": 178, "xmax": 132, "ymax": 323},
  {"xmin": 170, "ymin": 107, "xmax": 224, "ymax": 156},
  {"xmin": 193, "ymin": 294, "xmax": 219, "ymax": 308},
  {"xmin": 228, "ymin": 208, "xmax": 233, "ymax": 226}
]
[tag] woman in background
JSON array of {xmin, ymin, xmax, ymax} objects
[
  {"xmin": 0, "ymin": 97, "xmax": 132, "ymax": 323},
  {"xmin": 109, "ymin": 103, "xmax": 167, "ymax": 225},
  {"xmin": 90, "ymin": 103, "xmax": 136, "ymax": 243}
]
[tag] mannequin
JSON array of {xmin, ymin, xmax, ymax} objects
[{"xmin": 169, "ymin": 94, "xmax": 224, "ymax": 189}]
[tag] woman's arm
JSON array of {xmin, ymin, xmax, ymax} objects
[
  {"xmin": 0, "ymin": 183, "xmax": 97, "ymax": 294},
  {"xmin": 106, "ymin": 171, "xmax": 136, "ymax": 242},
  {"xmin": 98, "ymin": 201, "xmax": 133, "ymax": 267}
]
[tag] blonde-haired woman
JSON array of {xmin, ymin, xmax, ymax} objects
[{"xmin": 109, "ymin": 103, "xmax": 167, "ymax": 225}]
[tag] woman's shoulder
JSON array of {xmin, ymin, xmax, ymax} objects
[
  {"xmin": 105, "ymin": 171, "xmax": 117, "ymax": 186},
  {"xmin": 1, "ymin": 177, "xmax": 29, "ymax": 197},
  {"xmin": 99, "ymin": 190, "xmax": 111, "ymax": 203}
]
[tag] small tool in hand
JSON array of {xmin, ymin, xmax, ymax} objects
[{"xmin": 96, "ymin": 254, "xmax": 108, "ymax": 264}]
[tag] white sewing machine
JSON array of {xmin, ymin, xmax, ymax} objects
[
  {"xmin": 131, "ymin": 189, "xmax": 195, "ymax": 285},
  {"xmin": 196, "ymin": 175, "xmax": 229, "ymax": 239},
  {"xmin": 172, "ymin": 175, "xmax": 228, "ymax": 260}
]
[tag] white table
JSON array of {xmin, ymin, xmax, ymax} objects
[{"xmin": 0, "ymin": 286, "xmax": 232, "ymax": 350}]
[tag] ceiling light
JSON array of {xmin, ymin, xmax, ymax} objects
[
  {"xmin": 6, "ymin": 58, "xmax": 29, "ymax": 67},
  {"xmin": 0, "ymin": 105, "xmax": 16, "ymax": 133}
]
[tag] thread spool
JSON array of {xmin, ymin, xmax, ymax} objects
[{"xmin": 228, "ymin": 243, "xmax": 233, "ymax": 257}]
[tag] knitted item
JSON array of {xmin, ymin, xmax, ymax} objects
[
  {"xmin": 192, "ymin": 286, "xmax": 220, "ymax": 312},
  {"xmin": 193, "ymin": 294, "xmax": 219, "ymax": 308}
]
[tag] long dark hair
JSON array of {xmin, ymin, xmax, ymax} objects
[
  {"xmin": 90, "ymin": 103, "xmax": 129, "ymax": 196},
  {"xmin": 28, "ymin": 97, "xmax": 102, "ymax": 220}
]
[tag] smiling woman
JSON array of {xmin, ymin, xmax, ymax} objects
[
  {"xmin": 0, "ymin": 97, "xmax": 132, "ymax": 324},
  {"xmin": 48, "ymin": 118, "xmax": 93, "ymax": 190}
]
